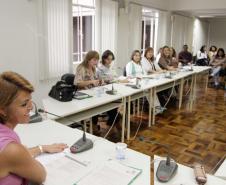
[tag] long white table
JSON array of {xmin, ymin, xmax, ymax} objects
[
  {"xmin": 43, "ymin": 66, "xmax": 211, "ymax": 142},
  {"xmin": 15, "ymin": 120, "xmax": 150, "ymax": 185},
  {"xmin": 154, "ymin": 156, "xmax": 226, "ymax": 185}
]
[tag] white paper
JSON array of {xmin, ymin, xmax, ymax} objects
[
  {"xmin": 43, "ymin": 155, "xmax": 88, "ymax": 185},
  {"xmin": 76, "ymin": 160, "xmax": 141, "ymax": 185}
]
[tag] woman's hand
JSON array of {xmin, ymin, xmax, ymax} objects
[
  {"xmin": 91, "ymin": 80, "xmax": 100, "ymax": 86},
  {"xmin": 42, "ymin": 143, "xmax": 68, "ymax": 154}
]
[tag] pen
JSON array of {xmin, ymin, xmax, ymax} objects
[{"xmin": 65, "ymin": 155, "xmax": 87, "ymax": 167}]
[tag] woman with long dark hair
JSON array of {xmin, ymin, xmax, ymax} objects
[
  {"xmin": 196, "ymin": 45, "xmax": 208, "ymax": 66},
  {"xmin": 210, "ymin": 48, "xmax": 226, "ymax": 88}
]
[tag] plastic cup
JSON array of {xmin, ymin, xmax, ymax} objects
[{"xmin": 116, "ymin": 142, "xmax": 127, "ymax": 160}]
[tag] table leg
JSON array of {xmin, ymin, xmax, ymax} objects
[
  {"xmin": 189, "ymin": 74, "xmax": 194, "ymax": 111},
  {"xmin": 137, "ymin": 99, "xmax": 140, "ymax": 116},
  {"xmin": 152, "ymin": 87, "xmax": 156, "ymax": 125},
  {"xmin": 148, "ymin": 88, "xmax": 153, "ymax": 127},
  {"xmin": 205, "ymin": 72, "xmax": 209, "ymax": 93},
  {"xmin": 89, "ymin": 118, "xmax": 93, "ymax": 134},
  {"xmin": 179, "ymin": 78, "xmax": 184, "ymax": 110},
  {"xmin": 127, "ymin": 96, "xmax": 131, "ymax": 140},
  {"xmin": 121, "ymin": 97, "xmax": 126, "ymax": 142}
]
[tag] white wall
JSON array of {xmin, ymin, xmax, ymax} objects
[
  {"xmin": 0, "ymin": 0, "xmax": 56, "ymax": 108},
  {"xmin": 192, "ymin": 19, "xmax": 209, "ymax": 55},
  {"xmin": 209, "ymin": 18, "xmax": 226, "ymax": 50},
  {"xmin": 169, "ymin": 0, "xmax": 226, "ymax": 10}
]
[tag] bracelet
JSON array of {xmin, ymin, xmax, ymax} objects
[{"xmin": 38, "ymin": 145, "xmax": 44, "ymax": 154}]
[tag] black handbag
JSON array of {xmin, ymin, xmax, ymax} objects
[{"xmin": 49, "ymin": 81, "xmax": 76, "ymax": 102}]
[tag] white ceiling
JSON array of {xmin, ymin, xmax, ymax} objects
[{"xmin": 174, "ymin": 9, "xmax": 226, "ymax": 19}]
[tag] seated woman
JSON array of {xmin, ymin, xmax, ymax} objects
[
  {"xmin": 196, "ymin": 45, "xmax": 208, "ymax": 66},
  {"xmin": 141, "ymin": 47, "xmax": 162, "ymax": 74},
  {"xmin": 126, "ymin": 50, "xmax": 145, "ymax": 78},
  {"xmin": 210, "ymin": 48, "xmax": 226, "ymax": 88},
  {"xmin": 74, "ymin": 50, "xmax": 121, "ymax": 134},
  {"xmin": 96, "ymin": 50, "xmax": 128, "ymax": 83},
  {"xmin": 0, "ymin": 71, "xmax": 67, "ymax": 185},
  {"xmin": 208, "ymin": 45, "xmax": 217, "ymax": 61},
  {"xmin": 158, "ymin": 46, "xmax": 176, "ymax": 71}
]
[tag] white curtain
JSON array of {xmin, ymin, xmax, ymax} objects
[
  {"xmin": 100, "ymin": 0, "xmax": 118, "ymax": 54},
  {"xmin": 193, "ymin": 19, "xmax": 209, "ymax": 55},
  {"xmin": 38, "ymin": 0, "xmax": 72, "ymax": 80},
  {"xmin": 171, "ymin": 14, "xmax": 194, "ymax": 54},
  {"xmin": 156, "ymin": 11, "xmax": 171, "ymax": 54},
  {"xmin": 128, "ymin": 3, "xmax": 142, "ymax": 54}
]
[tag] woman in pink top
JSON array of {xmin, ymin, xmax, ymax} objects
[{"xmin": 0, "ymin": 71, "xmax": 68, "ymax": 185}]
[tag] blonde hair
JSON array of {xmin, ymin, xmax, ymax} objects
[{"xmin": 0, "ymin": 71, "xmax": 34, "ymax": 123}]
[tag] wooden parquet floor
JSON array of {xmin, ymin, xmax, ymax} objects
[{"xmin": 112, "ymin": 78, "xmax": 226, "ymax": 174}]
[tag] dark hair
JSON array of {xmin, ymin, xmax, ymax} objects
[
  {"xmin": 200, "ymin": 45, "xmax": 206, "ymax": 53},
  {"xmin": 215, "ymin": 48, "xmax": 225, "ymax": 58},
  {"xmin": 144, "ymin": 47, "xmax": 154, "ymax": 62},
  {"xmin": 101, "ymin": 50, "xmax": 115, "ymax": 65},
  {"xmin": 130, "ymin": 50, "xmax": 141, "ymax": 62},
  {"xmin": 0, "ymin": 71, "xmax": 34, "ymax": 124},
  {"xmin": 161, "ymin": 45, "xmax": 170, "ymax": 58},
  {"xmin": 170, "ymin": 47, "xmax": 176, "ymax": 58},
  {"xmin": 209, "ymin": 45, "xmax": 217, "ymax": 52},
  {"xmin": 183, "ymin": 44, "xmax": 188, "ymax": 48}
]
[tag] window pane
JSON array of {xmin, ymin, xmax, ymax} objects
[
  {"xmin": 82, "ymin": 16, "xmax": 92, "ymax": 53},
  {"xmin": 73, "ymin": 16, "xmax": 80, "ymax": 62},
  {"xmin": 73, "ymin": 0, "xmax": 95, "ymax": 7}
]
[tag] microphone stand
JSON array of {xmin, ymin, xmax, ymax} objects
[
  {"xmin": 29, "ymin": 102, "xmax": 43, "ymax": 123},
  {"xmin": 138, "ymin": 136, "xmax": 178, "ymax": 182},
  {"xmin": 38, "ymin": 109, "xmax": 93, "ymax": 153}
]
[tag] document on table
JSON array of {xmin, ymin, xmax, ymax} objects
[
  {"xmin": 75, "ymin": 160, "xmax": 142, "ymax": 185},
  {"xmin": 42, "ymin": 155, "xmax": 89, "ymax": 185}
]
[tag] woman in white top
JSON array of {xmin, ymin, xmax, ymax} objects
[
  {"xmin": 126, "ymin": 50, "xmax": 145, "ymax": 78},
  {"xmin": 196, "ymin": 45, "xmax": 208, "ymax": 66},
  {"xmin": 141, "ymin": 47, "xmax": 162, "ymax": 74}
]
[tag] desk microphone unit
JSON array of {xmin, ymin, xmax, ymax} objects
[
  {"xmin": 29, "ymin": 102, "xmax": 43, "ymax": 123},
  {"xmin": 38, "ymin": 109, "xmax": 93, "ymax": 153},
  {"xmin": 138, "ymin": 136, "xmax": 178, "ymax": 182},
  {"xmin": 106, "ymin": 83, "xmax": 117, "ymax": 95}
]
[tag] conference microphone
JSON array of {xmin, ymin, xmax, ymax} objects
[
  {"xmin": 138, "ymin": 136, "xmax": 178, "ymax": 182},
  {"xmin": 106, "ymin": 83, "xmax": 117, "ymax": 95},
  {"xmin": 38, "ymin": 109, "xmax": 93, "ymax": 153},
  {"xmin": 29, "ymin": 102, "xmax": 43, "ymax": 123}
]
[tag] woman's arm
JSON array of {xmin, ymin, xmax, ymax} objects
[
  {"xmin": 76, "ymin": 80, "xmax": 100, "ymax": 88},
  {"xmin": 4, "ymin": 143, "xmax": 46, "ymax": 184},
  {"xmin": 28, "ymin": 143, "xmax": 68, "ymax": 158}
]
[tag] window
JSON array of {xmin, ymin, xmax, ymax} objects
[
  {"xmin": 72, "ymin": 0, "xmax": 95, "ymax": 62},
  {"xmin": 141, "ymin": 8, "xmax": 159, "ymax": 55}
]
